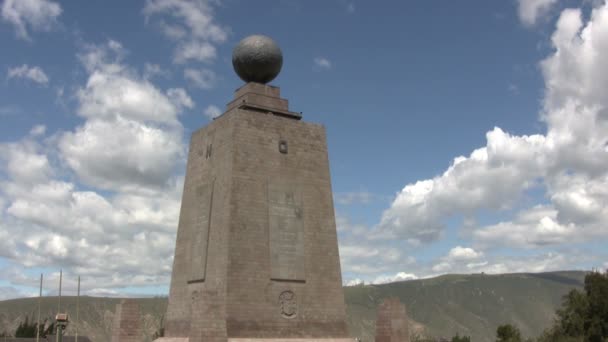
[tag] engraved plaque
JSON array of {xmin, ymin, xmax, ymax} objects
[
  {"xmin": 268, "ymin": 182, "xmax": 305, "ymax": 281},
  {"xmin": 279, "ymin": 290, "xmax": 297, "ymax": 318},
  {"xmin": 189, "ymin": 181, "xmax": 214, "ymax": 283}
]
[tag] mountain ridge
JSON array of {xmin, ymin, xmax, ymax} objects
[{"xmin": 0, "ymin": 270, "xmax": 587, "ymax": 341}]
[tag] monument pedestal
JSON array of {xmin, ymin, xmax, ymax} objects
[
  {"xmin": 156, "ymin": 339, "xmax": 356, "ymax": 342},
  {"xmin": 160, "ymin": 81, "xmax": 352, "ymax": 342}
]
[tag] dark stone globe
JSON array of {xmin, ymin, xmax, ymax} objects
[{"xmin": 232, "ymin": 35, "xmax": 283, "ymax": 84}]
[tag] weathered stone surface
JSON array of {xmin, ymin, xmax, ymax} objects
[
  {"xmin": 111, "ymin": 299, "xmax": 142, "ymax": 342},
  {"xmin": 156, "ymin": 339, "xmax": 356, "ymax": 342},
  {"xmin": 161, "ymin": 82, "xmax": 353, "ymax": 342},
  {"xmin": 232, "ymin": 35, "xmax": 283, "ymax": 84},
  {"xmin": 375, "ymin": 298, "xmax": 409, "ymax": 342}
]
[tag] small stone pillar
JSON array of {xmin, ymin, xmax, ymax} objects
[
  {"xmin": 111, "ymin": 299, "xmax": 142, "ymax": 342},
  {"xmin": 375, "ymin": 297, "xmax": 409, "ymax": 342}
]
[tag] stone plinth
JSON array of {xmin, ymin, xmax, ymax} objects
[
  {"xmin": 375, "ymin": 298, "xmax": 409, "ymax": 342},
  {"xmin": 156, "ymin": 339, "xmax": 357, "ymax": 342},
  {"xmin": 161, "ymin": 82, "xmax": 351, "ymax": 342},
  {"xmin": 111, "ymin": 299, "xmax": 142, "ymax": 342}
]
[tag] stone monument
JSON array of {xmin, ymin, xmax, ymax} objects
[
  {"xmin": 374, "ymin": 298, "xmax": 409, "ymax": 342},
  {"xmin": 157, "ymin": 35, "xmax": 355, "ymax": 342},
  {"xmin": 111, "ymin": 299, "xmax": 143, "ymax": 342}
]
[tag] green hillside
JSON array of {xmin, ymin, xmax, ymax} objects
[
  {"xmin": 345, "ymin": 271, "xmax": 587, "ymax": 341},
  {"xmin": 0, "ymin": 271, "xmax": 586, "ymax": 341}
]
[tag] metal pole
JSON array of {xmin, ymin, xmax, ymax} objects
[
  {"xmin": 56, "ymin": 269, "xmax": 62, "ymax": 342},
  {"xmin": 58, "ymin": 269, "xmax": 62, "ymax": 313},
  {"xmin": 36, "ymin": 273, "xmax": 42, "ymax": 342},
  {"xmin": 76, "ymin": 276, "xmax": 80, "ymax": 342}
]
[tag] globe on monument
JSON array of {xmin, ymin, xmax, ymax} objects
[{"xmin": 232, "ymin": 35, "xmax": 283, "ymax": 84}]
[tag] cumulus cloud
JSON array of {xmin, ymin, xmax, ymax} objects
[
  {"xmin": 337, "ymin": 214, "xmax": 417, "ymax": 280},
  {"xmin": 447, "ymin": 246, "xmax": 483, "ymax": 261},
  {"xmin": 376, "ymin": 2, "xmax": 608, "ymax": 252},
  {"xmin": 7, "ymin": 64, "xmax": 49, "ymax": 84},
  {"xmin": 371, "ymin": 272, "xmax": 418, "ymax": 285},
  {"xmin": 174, "ymin": 40, "xmax": 216, "ymax": 64},
  {"xmin": 58, "ymin": 40, "xmax": 192, "ymax": 192},
  {"xmin": 432, "ymin": 246, "xmax": 484, "ymax": 273},
  {"xmin": 314, "ymin": 57, "xmax": 332, "ymax": 70},
  {"xmin": 184, "ymin": 68, "xmax": 216, "ymax": 88},
  {"xmin": 143, "ymin": 0, "xmax": 228, "ymax": 64},
  {"xmin": 0, "ymin": 139, "xmax": 52, "ymax": 185},
  {"xmin": 0, "ymin": 82, "xmax": 183, "ymax": 297},
  {"xmin": 0, "ymin": 39, "xmax": 194, "ymax": 298},
  {"xmin": 59, "ymin": 117, "xmax": 184, "ymax": 191},
  {"xmin": 340, "ymin": 2, "xmax": 608, "ymax": 286},
  {"xmin": 29, "ymin": 124, "xmax": 46, "ymax": 136},
  {"xmin": 517, "ymin": 0, "xmax": 558, "ymax": 26},
  {"xmin": 143, "ymin": 63, "xmax": 168, "ymax": 80},
  {"xmin": 203, "ymin": 104, "xmax": 221, "ymax": 119},
  {"xmin": 1, "ymin": 0, "xmax": 62, "ymax": 40}
]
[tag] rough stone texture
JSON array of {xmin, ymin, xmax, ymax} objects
[
  {"xmin": 374, "ymin": 298, "xmax": 409, "ymax": 342},
  {"xmin": 156, "ymin": 339, "xmax": 355, "ymax": 342},
  {"xmin": 111, "ymin": 299, "xmax": 142, "ymax": 342},
  {"xmin": 161, "ymin": 82, "xmax": 353, "ymax": 342},
  {"xmin": 232, "ymin": 35, "xmax": 283, "ymax": 84}
]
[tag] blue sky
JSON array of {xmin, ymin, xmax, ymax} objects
[{"xmin": 1, "ymin": 0, "xmax": 607, "ymax": 298}]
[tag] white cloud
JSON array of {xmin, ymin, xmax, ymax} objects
[
  {"xmin": 184, "ymin": 68, "xmax": 216, "ymax": 88},
  {"xmin": 29, "ymin": 124, "xmax": 46, "ymax": 136},
  {"xmin": 143, "ymin": 0, "xmax": 227, "ymax": 42},
  {"xmin": 431, "ymin": 246, "xmax": 483, "ymax": 273},
  {"xmin": 337, "ymin": 215, "xmax": 416, "ymax": 277},
  {"xmin": 376, "ymin": 2, "xmax": 608, "ymax": 251},
  {"xmin": 517, "ymin": 0, "xmax": 558, "ymax": 26},
  {"xmin": 447, "ymin": 246, "xmax": 483, "ymax": 261},
  {"xmin": 344, "ymin": 278, "xmax": 364, "ymax": 286},
  {"xmin": 174, "ymin": 40, "xmax": 217, "ymax": 64},
  {"xmin": 143, "ymin": 63, "xmax": 168, "ymax": 80},
  {"xmin": 7, "ymin": 64, "xmax": 49, "ymax": 84},
  {"xmin": 56, "ymin": 40, "xmax": 194, "ymax": 192},
  {"xmin": 372, "ymin": 272, "xmax": 418, "ymax": 285},
  {"xmin": 203, "ymin": 105, "xmax": 221, "ymax": 119},
  {"xmin": 0, "ymin": 139, "xmax": 52, "ymax": 185},
  {"xmin": 0, "ymin": 37, "xmax": 195, "ymax": 298},
  {"xmin": 1, "ymin": 0, "xmax": 61, "ymax": 40},
  {"xmin": 335, "ymin": 191, "xmax": 374, "ymax": 205},
  {"xmin": 0, "ymin": 134, "xmax": 182, "ymax": 295},
  {"xmin": 76, "ymin": 72, "xmax": 188, "ymax": 125},
  {"xmin": 143, "ymin": 0, "xmax": 227, "ymax": 64},
  {"xmin": 314, "ymin": 57, "xmax": 332, "ymax": 70},
  {"xmin": 59, "ymin": 117, "xmax": 184, "ymax": 192},
  {"xmin": 428, "ymin": 249, "xmax": 576, "ymax": 276}
]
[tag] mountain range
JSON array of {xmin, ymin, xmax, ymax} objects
[{"xmin": 0, "ymin": 271, "xmax": 586, "ymax": 341}]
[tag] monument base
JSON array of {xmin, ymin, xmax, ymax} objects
[{"xmin": 155, "ymin": 339, "xmax": 357, "ymax": 342}]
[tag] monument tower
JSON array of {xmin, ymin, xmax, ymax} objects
[{"xmin": 159, "ymin": 35, "xmax": 354, "ymax": 342}]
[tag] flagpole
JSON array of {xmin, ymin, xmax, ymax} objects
[
  {"xmin": 58, "ymin": 269, "xmax": 62, "ymax": 313},
  {"xmin": 36, "ymin": 273, "xmax": 42, "ymax": 342},
  {"xmin": 56, "ymin": 269, "xmax": 62, "ymax": 342},
  {"xmin": 76, "ymin": 276, "xmax": 80, "ymax": 342}
]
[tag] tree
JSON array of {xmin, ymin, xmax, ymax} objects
[
  {"xmin": 152, "ymin": 314, "xmax": 165, "ymax": 339},
  {"xmin": 496, "ymin": 324, "xmax": 522, "ymax": 342},
  {"xmin": 583, "ymin": 271, "xmax": 608, "ymax": 341},
  {"xmin": 451, "ymin": 333, "xmax": 471, "ymax": 342},
  {"xmin": 538, "ymin": 270, "xmax": 608, "ymax": 341},
  {"xmin": 14, "ymin": 315, "xmax": 37, "ymax": 337},
  {"xmin": 556, "ymin": 289, "xmax": 588, "ymax": 337}
]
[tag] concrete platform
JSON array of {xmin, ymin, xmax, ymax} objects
[{"xmin": 155, "ymin": 339, "xmax": 357, "ymax": 342}]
